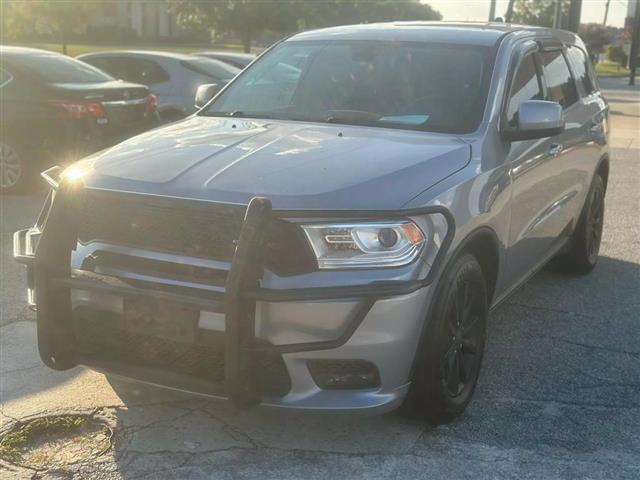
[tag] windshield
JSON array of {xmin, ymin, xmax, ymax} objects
[
  {"xmin": 183, "ymin": 58, "xmax": 240, "ymax": 81},
  {"xmin": 202, "ymin": 40, "xmax": 496, "ymax": 134},
  {"xmin": 14, "ymin": 53, "xmax": 114, "ymax": 83}
]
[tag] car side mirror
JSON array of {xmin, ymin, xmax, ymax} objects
[
  {"xmin": 503, "ymin": 100, "xmax": 565, "ymax": 141},
  {"xmin": 194, "ymin": 83, "xmax": 221, "ymax": 109}
]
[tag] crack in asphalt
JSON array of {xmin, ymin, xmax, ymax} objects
[
  {"xmin": 505, "ymin": 302, "xmax": 597, "ymax": 319},
  {"xmin": 537, "ymin": 335, "xmax": 640, "ymax": 357},
  {"xmin": 476, "ymin": 396, "xmax": 640, "ymax": 410}
]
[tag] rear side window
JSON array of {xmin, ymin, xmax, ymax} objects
[
  {"xmin": 182, "ymin": 59, "xmax": 240, "ymax": 81},
  {"xmin": 506, "ymin": 53, "xmax": 543, "ymax": 126},
  {"xmin": 121, "ymin": 58, "xmax": 169, "ymax": 85},
  {"xmin": 566, "ymin": 46, "xmax": 595, "ymax": 97},
  {"xmin": 84, "ymin": 57, "xmax": 120, "ymax": 77},
  {"xmin": 540, "ymin": 50, "xmax": 578, "ymax": 108}
]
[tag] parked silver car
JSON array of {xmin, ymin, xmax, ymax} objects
[
  {"xmin": 78, "ymin": 51, "xmax": 240, "ymax": 121},
  {"xmin": 15, "ymin": 22, "xmax": 608, "ymax": 423},
  {"xmin": 193, "ymin": 51, "xmax": 256, "ymax": 69}
]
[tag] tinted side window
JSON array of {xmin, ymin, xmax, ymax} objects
[
  {"xmin": 541, "ymin": 50, "xmax": 578, "ymax": 108},
  {"xmin": 506, "ymin": 54, "xmax": 543, "ymax": 126},
  {"xmin": 114, "ymin": 58, "xmax": 169, "ymax": 85},
  {"xmin": 566, "ymin": 46, "xmax": 595, "ymax": 96},
  {"xmin": 85, "ymin": 57, "xmax": 127, "ymax": 80}
]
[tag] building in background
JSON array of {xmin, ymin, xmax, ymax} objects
[{"xmin": 90, "ymin": 1, "xmax": 186, "ymax": 39}]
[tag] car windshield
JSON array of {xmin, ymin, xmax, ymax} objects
[
  {"xmin": 183, "ymin": 58, "xmax": 241, "ymax": 80},
  {"xmin": 13, "ymin": 53, "xmax": 114, "ymax": 83},
  {"xmin": 202, "ymin": 40, "xmax": 496, "ymax": 134}
]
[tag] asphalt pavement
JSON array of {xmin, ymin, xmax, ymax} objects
[{"xmin": 0, "ymin": 77, "xmax": 638, "ymax": 479}]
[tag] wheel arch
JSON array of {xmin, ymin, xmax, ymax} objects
[{"xmin": 447, "ymin": 226, "xmax": 501, "ymax": 306}]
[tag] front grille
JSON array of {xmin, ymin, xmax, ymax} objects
[
  {"xmin": 78, "ymin": 190, "xmax": 245, "ymax": 262},
  {"xmin": 77, "ymin": 190, "xmax": 317, "ymax": 275},
  {"xmin": 73, "ymin": 307, "xmax": 292, "ymax": 397}
]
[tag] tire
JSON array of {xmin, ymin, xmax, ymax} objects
[
  {"xmin": 402, "ymin": 254, "xmax": 488, "ymax": 424},
  {"xmin": 0, "ymin": 139, "xmax": 29, "ymax": 194},
  {"xmin": 554, "ymin": 174, "xmax": 605, "ymax": 275}
]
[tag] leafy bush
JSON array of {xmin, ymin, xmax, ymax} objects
[{"xmin": 607, "ymin": 45, "xmax": 628, "ymax": 68}]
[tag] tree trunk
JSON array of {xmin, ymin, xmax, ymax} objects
[
  {"xmin": 505, "ymin": 0, "xmax": 516, "ymax": 23},
  {"xmin": 242, "ymin": 26, "xmax": 252, "ymax": 53},
  {"xmin": 61, "ymin": 25, "xmax": 67, "ymax": 55}
]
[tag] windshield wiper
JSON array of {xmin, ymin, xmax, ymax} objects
[
  {"xmin": 202, "ymin": 111, "xmax": 276, "ymax": 119},
  {"xmin": 322, "ymin": 110, "xmax": 384, "ymax": 127}
]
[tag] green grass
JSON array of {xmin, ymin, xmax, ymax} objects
[
  {"xmin": 0, "ymin": 416, "xmax": 87, "ymax": 462},
  {"xmin": 8, "ymin": 42, "xmax": 247, "ymax": 57},
  {"xmin": 595, "ymin": 61, "xmax": 631, "ymax": 78}
]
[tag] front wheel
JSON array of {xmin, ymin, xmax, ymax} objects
[{"xmin": 402, "ymin": 254, "xmax": 488, "ymax": 424}]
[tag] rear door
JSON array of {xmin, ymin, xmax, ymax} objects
[
  {"xmin": 564, "ymin": 45, "xmax": 608, "ymax": 210},
  {"xmin": 537, "ymin": 46, "xmax": 593, "ymax": 238}
]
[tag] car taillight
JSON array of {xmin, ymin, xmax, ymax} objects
[
  {"xmin": 48, "ymin": 100, "xmax": 105, "ymax": 119},
  {"xmin": 145, "ymin": 94, "xmax": 158, "ymax": 114}
]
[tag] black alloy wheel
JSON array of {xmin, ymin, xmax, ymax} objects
[
  {"xmin": 586, "ymin": 182, "xmax": 604, "ymax": 265},
  {"xmin": 403, "ymin": 253, "xmax": 488, "ymax": 424},
  {"xmin": 441, "ymin": 278, "xmax": 484, "ymax": 399},
  {"xmin": 553, "ymin": 174, "xmax": 605, "ymax": 274}
]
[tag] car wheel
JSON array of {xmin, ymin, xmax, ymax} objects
[
  {"xmin": 0, "ymin": 140, "xmax": 28, "ymax": 193},
  {"xmin": 402, "ymin": 254, "xmax": 488, "ymax": 424},
  {"xmin": 554, "ymin": 174, "xmax": 605, "ymax": 275}
]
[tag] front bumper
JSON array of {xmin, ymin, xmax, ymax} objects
[{"xmin": 14, "ymin": 182, "xmax": 453, "ymax": 412}]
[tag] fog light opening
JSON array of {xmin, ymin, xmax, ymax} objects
[{"xmin": 307, "ymin": 359, "xmax": 381, "ymax": 390}]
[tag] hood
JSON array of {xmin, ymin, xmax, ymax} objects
[{"xmin": 75, "ymin": 116, "xmax": 470, "ymax": 210}]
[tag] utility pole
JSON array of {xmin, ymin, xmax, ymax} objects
[
  {"xmin": 603, "ymin": 0, "xmax": 611, "ymax": 26},
  {"xmin": 567, "ymin": 0, "xmax": 583, "ymax": 33},
  {"xmin": 553, "ymin": 0, "xmax": 562, "ymax": 29},
  {"xmin": 489, "ymin": 0, "xmax": 496, "ymax": 21},
  {"xmin": 630, "ymin": 0, "xmax": 640, "ymax": 85}
]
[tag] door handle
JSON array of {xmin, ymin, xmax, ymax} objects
[
  {"xmin": 548, "ymin": 143, "xmax": 563, "ymax": 157},
  {"xmin": 590, "ymin": 123, "xmax": 603, "ymax": 133}
]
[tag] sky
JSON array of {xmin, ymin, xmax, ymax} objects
[{"xmin": 425, "ymin": 0, "xmax": 632, "ymax": 28}]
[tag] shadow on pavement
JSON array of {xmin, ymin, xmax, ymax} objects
[{"xmin": 98, "ymin": 254, "xmax": 639, "ymax": 475}]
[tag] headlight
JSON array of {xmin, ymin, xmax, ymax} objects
[{"xmin": 301, "ymin": 221, "xmax": 426, "ymax": 269}]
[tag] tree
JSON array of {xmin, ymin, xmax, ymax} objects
[
  {"xmin": 580, "ymin": 23, "xmax": 613, "ymax": 62},
  {"xmin": 296, "ymin": 0, "xmax": 441, "ymax": 29},
  {"xmin": 607, "ymin": 45, "xmax": 627, "ymax": 68},
  {"xmin": 169, "ymin": 0, "xmax": 299, "ymax": 53},
  {"xmin": 168, "ymin": 0, "xmax": 442, "ymax": 52},
  {"xmin": 510, "ymin": 0, "xmax": 570, "ymax": 28},
  {"xmin": 1, "ymin": 0, "xmax": 101, "ymax": 54}
]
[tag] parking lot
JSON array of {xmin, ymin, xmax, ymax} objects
[{"xmin": 1, "ymin": 77, "xmax": 639, "ymax": 479}]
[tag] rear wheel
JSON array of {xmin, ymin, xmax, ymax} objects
[
  {"xmin": 554, "ymin": 174, "xmax": 605, "ymax": 274},
  {"xmin": 403, "ymin": 254, "xmax": 488, "ymax": 424},
  {"xmin": 0, "ymin": 140, "xmax": 28, "ymax": 193}
]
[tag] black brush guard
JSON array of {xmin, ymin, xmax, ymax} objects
[{"xmin": 18, "ymin": 182, "xmax": 454, "ymax": 408}]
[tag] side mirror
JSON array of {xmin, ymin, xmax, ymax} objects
[
  {"xmin": 503, "ymin": 100, "xmax": 565, "ymax": 141},
  {"xmin": 194, "ymin": 83, "xmax": 221, "ymax": 109}
]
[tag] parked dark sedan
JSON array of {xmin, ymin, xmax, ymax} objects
[
  {"xmin": 0, "ymin": 46, "xmax": 159, "ymax": 193},
  {"xmin": 193, "ymin": 51, "xmax": 255, "ymax": 69}
]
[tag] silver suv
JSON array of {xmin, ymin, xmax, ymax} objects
[{"xmin": 14, "ymin": 22, "xmax": 608, "ymax": 424}]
